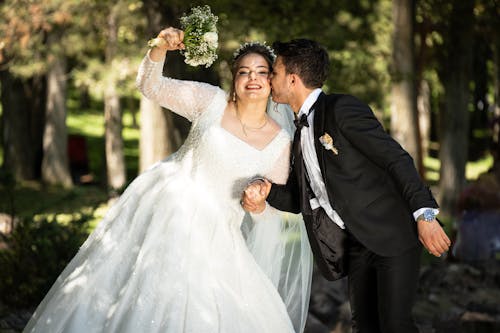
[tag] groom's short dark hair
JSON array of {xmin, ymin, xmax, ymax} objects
[{"xmin": 272, "ymin": 39, "xmax": 329, "ymax": 89}]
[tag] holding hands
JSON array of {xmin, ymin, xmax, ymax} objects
[{"xmin": 241, "ymin": 179, "xmax": 272, "ymax": 214}]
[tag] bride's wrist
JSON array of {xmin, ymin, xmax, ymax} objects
[{"xmin": 148, "ymin": 47, "xmax": 167, "ymax": 62}]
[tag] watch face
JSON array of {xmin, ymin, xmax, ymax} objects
[{"xmin": 424, "ymin": 210, "xmax": 435, "ymax": 221}]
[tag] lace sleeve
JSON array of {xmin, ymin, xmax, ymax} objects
[{"xmin": 136, "ymin": 51, "xmax": 223, "ymax": 122}]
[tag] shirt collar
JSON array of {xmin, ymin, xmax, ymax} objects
[{"xmin": 298, "ymin": 88, "xmax": 322, "ymax": 117}]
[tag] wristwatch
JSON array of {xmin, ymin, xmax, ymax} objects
[{"xmin": 417, "ymin": 209, "xmax": 436, "ymax": 222}]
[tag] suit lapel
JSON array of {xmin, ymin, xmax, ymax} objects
[{"xmin": 313, "ymin": 93, "xmax": 327, "ymax": 178}]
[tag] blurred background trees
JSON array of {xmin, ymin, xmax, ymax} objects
[
  {"xmin": 2, "ymin": 0, "xmax": 498, "ymax": 216},
  {"xmin": 0, "ymin": 0, "xmax": 499, "ymax": 327}
]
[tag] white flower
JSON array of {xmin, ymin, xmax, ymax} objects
[
  {"xmin": 180, "ymin": 5, "xmax": 218, "ymax": 68},
  {"xmin": 203, "ymin": 32, "xmax": 218, "ymax": 49},
  {"xmin": 149, "ymin": 6, "xmax": 218, "ymax": 68},
  {"xmin": 319, "ymin": 133, "xmax": 338, "ymax": 155}
]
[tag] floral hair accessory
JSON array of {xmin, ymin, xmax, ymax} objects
[{"xmin": 233, "ymin": 42, "xmax": 276, "ymax": 62}]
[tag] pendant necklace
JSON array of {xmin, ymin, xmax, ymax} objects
[{"xmin": 235, "ymin": 103, "xmax": 268, "ymax": 137}]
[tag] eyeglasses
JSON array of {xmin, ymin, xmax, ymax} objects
[{"xmin": 237, "ymin": 70, "xmax": 270, "ymax": 77}]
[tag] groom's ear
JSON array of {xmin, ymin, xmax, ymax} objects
[{"xmin": 290, "ymin": 73, "xmax": 305, "ymax": 89}]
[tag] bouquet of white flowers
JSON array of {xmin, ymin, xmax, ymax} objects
[{"xmin": 148, "ymin": 5, "xmax": 218, "ymax": 68}]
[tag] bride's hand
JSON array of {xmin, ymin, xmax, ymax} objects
[
  {"xmin": 241, "ymin": 179, "xmax": 271, "ymax": 214},
  {"xmin": 154, "ymin": 27, "xmax": 185, "ymax": 51},
  {"xmin": 149, "ymin": 27, "xmax": 185, "ymax": 61}
]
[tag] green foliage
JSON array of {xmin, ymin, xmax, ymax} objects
[
  {"xmin": 0, "ymin": 170, "xmax": 108, "ymax": 308},
  {"xmin": 424, "ymin": 154, "xmax": 494, "ymax": 183},
  {"xmin": 208, "ymin": 0, "xmax": 393, "ymax": 112},
  {"xmin": 70, "ymin": 0, "xmax": 148, "ymax": 100},
  {"xmin": 0, "ymin": 0, "xmax": 147, "ymax": 99},
  {"xmin": 0, "ymin": 215, "xmax": 92, "ymax": 308}
]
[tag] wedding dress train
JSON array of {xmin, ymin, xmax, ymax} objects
[{"xmin": 24, "ymin": 52, "xmax": 312, "ymax": 333}]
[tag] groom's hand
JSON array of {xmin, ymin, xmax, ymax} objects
[
  {"xmin": 241, "ymin": 179, "xmax": 272, "ymax": 213},
  {"xmin": 418, "ymin": 220, "xmax": 451, "ymax": 257}
]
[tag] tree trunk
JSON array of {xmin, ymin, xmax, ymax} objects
[
  {"xmin": 41, "ymin": 41, "xmax": 73, "ymax": 188},
  {"xmin": 139, "ymin": 99, "xmax": 180, "ymax": 171},
  {"xmin": 415, "ymin": 8, "xmax": 433, "ymax": 163},
  {"xmin": 104, "ymin": 87, "xmax": 125, "ymax": 192},
  {"xmin": 470, "ymin": 34, "xmax": 490, "ymax": 160},
  {"xmin": 492, "ymin": 31, "xmax": 500, "ymax": 176},
  {"xmin": 438, "ymin": 0, "xmax": 474, "ymax": 216},
  {"xmin": 417, "ymin": 80, "xmax": 431, "ymax": 159},
  {"xmin": 104, "ymin": 5, "xmax": 126, "ymax": 193},
  {"xmin": 0, "ymin": 70, "xmax": 45, "ymax": 181},
  {"xmin": 390, "ymin": 0, "xmax": 422, "ymax": 173}
]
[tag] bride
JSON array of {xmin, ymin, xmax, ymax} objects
[{"xmin": 24, "ymin": 27, "xmax": 312, "ymax": 333}]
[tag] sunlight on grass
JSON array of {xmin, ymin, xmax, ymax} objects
[
  {"xmin": 467, "ymin": 154, "xmax": 494, "ymax": 179},
  {"xmin": 67, "ymin": 111, "xmax": 104, "ymax": 137},
  {"xmin": 122, "ymin": 112, "xmax": 140, "ymax": 141},
  {"xmin": 67, "ymin": 110, "xmax": 139, "ymax": 141},
  {"xmin": 66, "ymin": 110, "xmax": 141, "ymax": 179},
  {"xmin": 424, "ymin": 154, "xmax": 494, "ymax": 182},
  {"xmin": 424, "ymin": 157, "xmax": 440, "ymax": 182}
]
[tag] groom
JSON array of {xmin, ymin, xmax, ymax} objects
[{"xmin": 242, "ymin": 39, "xmax": 451, "ymax": 333}]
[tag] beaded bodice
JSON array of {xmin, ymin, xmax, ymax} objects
[{"xmin": 136, "ymin": 53, "xmax": 291, "ymax": 209}]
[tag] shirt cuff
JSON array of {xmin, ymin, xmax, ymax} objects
[{"xmin": 413, "ymin": 208, "xmax": 439, "ymax": 221}]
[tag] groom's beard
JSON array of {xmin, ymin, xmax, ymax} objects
[{"xmin": 271, "ymin": 92, "xmax": 294, "ymax": 112}]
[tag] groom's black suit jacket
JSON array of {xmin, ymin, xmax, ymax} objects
[{"xmin": 268, "ymin": 93, "xmax": 438, "ymax": 264}]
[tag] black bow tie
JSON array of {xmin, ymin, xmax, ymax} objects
[{"xmin": 294, "ymin": 113, "xmax": 309, "ymax": 130}]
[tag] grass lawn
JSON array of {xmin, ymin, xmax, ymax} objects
[{"xmin": 1, "ymin": 107, "xmax": 141, "ymax": 228}]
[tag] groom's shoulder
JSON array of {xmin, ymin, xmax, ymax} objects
[{"xmin": 324, "ymin": 93, "xmax": 366, "ymax": 109}]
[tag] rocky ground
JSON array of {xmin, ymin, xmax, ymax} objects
[{"xmin": 304, "ymin": 259, "xmax": 500, "ymax": 333}]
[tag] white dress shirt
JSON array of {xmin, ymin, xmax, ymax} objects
[
  {"xmin": 297, "ymin": 89, "xmax": 437, "ymax": 227},
  {"xmin": 299, "ymin": 89, "xmax": 345, "ymax": 229}
]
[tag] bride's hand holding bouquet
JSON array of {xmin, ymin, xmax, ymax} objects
[
  {"xmin": 151, "ymin": 28, "xmax": 185, "ymax": 50},
  {"xmin": 148, "ymin": 28, "xmax": 185, "ymax": 62}
]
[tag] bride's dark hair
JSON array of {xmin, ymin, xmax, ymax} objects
[{"xmin": 229, "ymin": 42, "xmax": 275, "ymax": 101}]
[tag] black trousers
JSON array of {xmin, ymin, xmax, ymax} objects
[{"xmin": 346, "ymin": 233, "xmax": 421, "ymax": 333}]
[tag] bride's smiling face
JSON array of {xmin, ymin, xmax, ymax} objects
[{"xmin": 234, "ymin": 53, "xmax": 271, "ymax": 102}]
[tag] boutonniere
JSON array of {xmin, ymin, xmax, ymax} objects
[{"xmin": 319, "ymin": 133, "xmax": 338, "ymax": 155}]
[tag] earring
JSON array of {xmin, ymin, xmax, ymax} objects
[{"xmin": 232, "ymin": 92, "xmax": 236, "ymax": 102}]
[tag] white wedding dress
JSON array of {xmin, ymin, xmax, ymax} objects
[{"xmin": 24, "ymin": 52, "xmax": 312, "ymax": 333}]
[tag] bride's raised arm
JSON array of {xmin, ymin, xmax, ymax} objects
[{"xmin": 136, "ymin": 27, "xmax": 222, "ymax": 122}]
